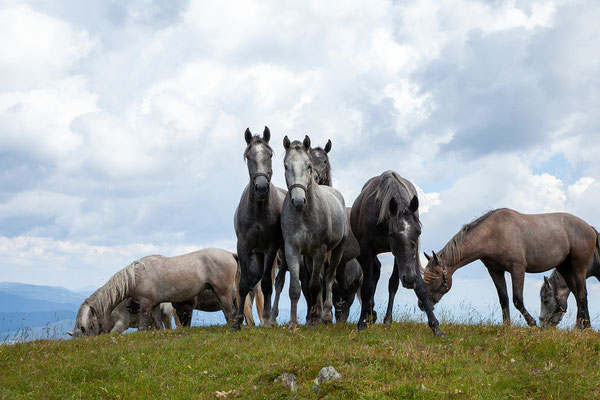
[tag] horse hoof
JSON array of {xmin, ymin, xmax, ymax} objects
[
  {"xmin": 230, "ymin": 324, "xmax": 241, "ymax": 333},
  {"xmin": 263, "ymin": 319, "xmax": 277, "ymax": 328},
  {"xmin": 434, "ymin": 328, "xmax": 446, "ymax": 338},
  {"xmin": 357, "ymin": 321, "xmax": 367, "ymax": 332},
  {"xmin": 383, "ymin": 315, "xmax": 392, "ymax": 327}
]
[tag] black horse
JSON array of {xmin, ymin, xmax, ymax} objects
[{"xmin": 350, "ymin": 171, "xmax": 444, "ymax": 336}]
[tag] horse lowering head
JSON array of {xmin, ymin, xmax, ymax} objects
[
  {"xmin": 419, "ymin": 251, "xmax": 452, "ymax": 310},
  {"xmin": 388, "ymin": 195, "xmax": 421, "ymax": 289},
  {"xmin": 244, "ymin": 126, "xmax": 273, "ymax": 200},
  {"xmin": 309, "ymin": 139, "xmax": 332, "ymax": 185},
  {"xmin": 539, "ymin": 276, "xmax": 567, "ymax": 328},
  {"xmin": 283, "ymin": 135, "xmax": 313, "ymax": 212},
  {"xmin": 70, "ymin": 304, "xmax": 104, "ymax": 338}
]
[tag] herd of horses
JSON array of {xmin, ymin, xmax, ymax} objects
[{"xmin": 70, "ymin": 127, "xmax": 600, "ymax": 338}]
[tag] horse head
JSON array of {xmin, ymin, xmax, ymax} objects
[
  {"xmin": 71, "ymin": 304, "xmax": 103, "ymax": 338},
  {"xmin": 283, "ymin": 135, "xmax": 313, "ymax": 213},
  {"xmin": 539, "ymin": 275, "xmax": 568, "ymax": 328},
  {"xmin": 388, "ymin": 195, "xmax": 421, "ymax": 289},
  {"xmin": 309, "ymin": 139, "xmax": 332, "ymax": 186},
  {"xmin": 419, "ymin": 251, "xmax": 452, "ymax": 310},
  {"xmin": 244, "ymin": 126, "xmax": 273, "ymax": 200}
]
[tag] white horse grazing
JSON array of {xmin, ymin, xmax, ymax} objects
[{"xmin": 71, "ymin": 248, "xmax": 239, "ymax": 338}]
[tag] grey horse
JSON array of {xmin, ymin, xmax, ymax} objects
[
  {"xmin": 539, "ymin": 229, "xmax": 600, "ymax": 327},
  {"xmin": 281, "ymin": 135, "xmax": 349, "ymax": 328},
  {"xmin": 232, "ymin": 126, "xmax": 287, "ymax": 330},
  {"xmin": 72, "ymin": 248, "xmax": 239, "ymax": 337},
  {"xmin": 309, "ymin": 139, "xmax": 361, "ymax": 322}
]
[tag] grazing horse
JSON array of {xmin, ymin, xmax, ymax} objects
[
  {"xmin": 281, "ymin": 135, "xmax": 349, "ymax": 328},
  {"xmin": 71, "ymin": 248, "xmax": 238, "ymax": 338},
  {"xmin": 539, "ymin": 229, "xmax": 600, "ymax": 327},
  {"xmin": 423, "ymin": 209, "xmax": 596, "ymax": 329},
  {"xmin": 351, "ymin": 171, "xmax": 444, "ymax": 336},
  {"xmin": 68, "ymin": 300, "xmax": 179, "ymax": 337},
  {"xmin": 173, "ymin": 258, "xmax": 264, "ymax": 327},
  {"xmin": 232, "ymin": 127, "xmax": 287, "ymax": 330}
]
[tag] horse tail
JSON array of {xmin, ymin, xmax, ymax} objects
[{"xmin": 83, "ymin": 261, "xmax": 140, "ymax": 331}]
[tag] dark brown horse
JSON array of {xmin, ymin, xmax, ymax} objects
[
  {"xmin": 350, "ymin": 171, "xmax": 444, "ymax": 336},
  {"xmin": 423, "ymin": 208, "xmax": 597, "ymax": 329}
]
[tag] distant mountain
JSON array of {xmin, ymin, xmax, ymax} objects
[{"xmin": 0, "ymin": 282, "xmax": 85, "ymax": 313}]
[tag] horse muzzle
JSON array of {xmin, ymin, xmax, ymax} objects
[{"xmin": 254, "ymin": 176, "xmax": 270, "ymax": 199}]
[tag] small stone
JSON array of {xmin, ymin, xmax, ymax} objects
[
  {"xmin": 313, "ymin": 366, "xmax": 342, "ymax": 392},
  {"xmin": 275, "ymin": 372, "xmax": 297, "ymax": 392}
]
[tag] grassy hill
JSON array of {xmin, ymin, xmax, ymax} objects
[{"xmin": 1, "ymin": 321, "xmax": 599, "ymax": 399}]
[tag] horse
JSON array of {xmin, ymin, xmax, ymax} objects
[
  {"xmin": 281, "ymin": 135, "xmax": 349, "ymax": 329},
  {"xmin": 71, "ymin": 248, "xmax": 239, "ymax": 338},
  {"xmin": 308, "ymin": 139, "xmax": 361, "ymax": 322},
  {"xmin": 423, "ymin": 208, "xmax": 596, "ymax": 329},
  {"xmin": 539, "ymin": 229, "xmax": 600, "ymax": 327},
  {"xmin": 232, "ymin": 126, "xmax": 287, "ymax": 330},
  {"xmin": 173, "ymin": 258, "xmax": 264, "ymax": 326},
  {"xmin": 350, "ymin": 170, "xmax": 444, "ymax": 336},
  {"xmin": 68, "ymin": 300, "xmax": 179, "ymax": 337}
]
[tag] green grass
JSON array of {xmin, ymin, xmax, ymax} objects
[{"xmin": 1, "ymin": 322, "xmax": 599, "ymax": 399}]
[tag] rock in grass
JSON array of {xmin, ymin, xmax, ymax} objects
[
  {"xmin": 313, "ymin": 366, "xmax": 341, "ymax": 392},
  {"xmin": 275, "ymin": 372, "xmax": 297, "ymax": 392}
]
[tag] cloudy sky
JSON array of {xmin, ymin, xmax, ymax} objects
[{"xmin": 1, "ymin": 0, "xmax": 599, "ymax": 326}]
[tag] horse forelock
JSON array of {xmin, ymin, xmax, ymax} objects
[
  {"xmin": 243, "ymin": 136, "xmax": 273, "ymax": 161},
  {"xmin": 367, "ymin": 171, "xmax": 416, "ymax": 224}
]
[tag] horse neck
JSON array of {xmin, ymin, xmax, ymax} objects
[
  {"xmin": 443, "ymin": 230, "xmax": 487, "ymax": 275},
  {"xmin": 88, "ymin": 264, "xmax": 136, "ymax": 326}
]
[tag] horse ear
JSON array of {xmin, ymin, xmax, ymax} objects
[
  {"xmin": 66, "ymin": 331, "xmax": 73, "ymax": 337},
  {"xmin": 544, "ymin": 276, "xmax": 553, "ymax": 290},
  {"xmin": 245, "ymin": 128, "xmax": 252, "ymax": 144},
  {"xmin": 303, "ymin": 135, "xmax": 311, "ymax": 150},
  {"xmin": 389, "ymin": 197, "xmax": 398, "ymax": 216},
  {"xmin": 408, "ymin": 195, "xmax": 419, "ymax": 212},
  {"xmin": 324, "ymin": 139, "xmax": 332, "ymax": 153},
  {"xmin": 263, "ymin": 126, "xmax": 270, "ymax": 143},
  {"xmin": 283, "ymin": 135, "xmax": 290, "ymax": 150},
  {"xmin": 424, "ymin": 252, "xmax": 432, "ymax": 261},
  {"xmin": 432, "ymin": 251, "xmax": 439, "ymax": 263}
]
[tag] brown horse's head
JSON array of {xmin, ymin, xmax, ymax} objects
[
  {"xmin": 244, "ymin": 126, "xmax": 273, "ymax": 200},
  {"xmin": 420, "ymin": 251, "xmax": 452, "ymax": 309}
]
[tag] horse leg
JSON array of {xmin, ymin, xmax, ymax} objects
[
  {"xmin": 509, "ymin": 268, "xmax": 536, "ymax": 326},
  {"xmin": 244, "ymin": 291, "xmax": 255, "ymax": 326},
  {"xmin": 357, "ymin": 251, "xmax": 378, "ymax": 331},
  {"xmin": 138, "ymin": 299, "xmax": 154, "ymax": 331},
  {"xmin": 285, "ymin": 246, "xmax": 302, "ymax": 330},
  {"xmin": 333, "ymin": 261, "xmax": 348, "ymax": 323},
  {"xmin": 231, "ymin": 249, "xmax": 258, "ymax": 331},
  {"xmin": 383, "ymin": 259, "xmax": 400, "ymax": 326},
  {"xmin": 260, "ymin": 247, "xmax": 278, "ymax": 326},
  {"xmin": 306, "ymin": 255, "xmax": 321, "ymax": 326},
  {"xmin": 413, "ymin": 271, "xmax": 445, "ymax": 337},
  {"xmin": 268, "ymin": 252, "xmax": 286, "ymax": 326},
  {"xmin": 255, "ymin": 283, "xmax": 265, "ymax": 325},
  {"xmin": 486, "ymin": 266, "xmax": 510, "ymax": 324},
  {"xmin": 300, "ymin": 257, "xmax": 312, "ymax": 320},
  {"xmin": 151, "ymin": 305, "xmax": 163, "ymax": 330},
  {"xmin": 323, "ymin": 242, "xmax": 345, "ymax": 324},
  {"xmin": 557, "ymin": 264, "xmax": 591, "ymax": 329},
  {"xmin": 215, "ymin": 285, "xmax": 236, "ymax": 325}
]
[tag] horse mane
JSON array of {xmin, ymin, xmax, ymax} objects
[
  {"xmin": 367, "ymin": 170, "xmax": 416, "ymax": 224},
  {"xmin": 77, "ymin": 261, "xmax": 141, "ymax": 324},
  {"xmin": 438, "ymin": 209, "xmax": 504, "ymax": 266},
  {"xmin": 243, "ymin": 136, "xmax": 273, "ymax": 161}
]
